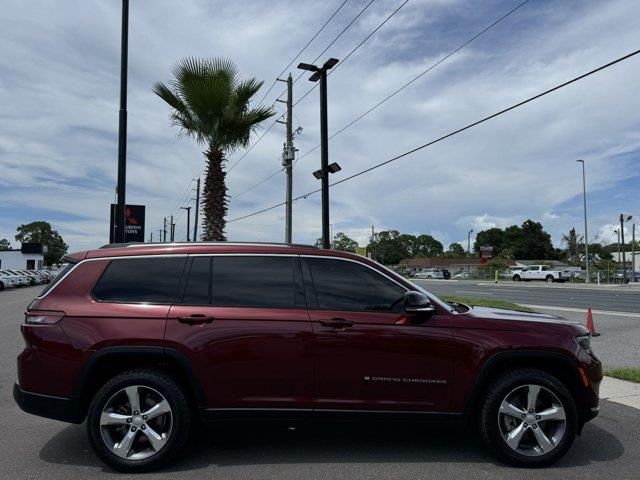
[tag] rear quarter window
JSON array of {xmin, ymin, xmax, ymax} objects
[{"xmin": 92, "ymin": 257, "xmax": 187, "ymax": 303}]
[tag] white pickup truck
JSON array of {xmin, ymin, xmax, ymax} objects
[{"xmin": 511, "ymin": 265, "xmax": 567, "ymax": 283}]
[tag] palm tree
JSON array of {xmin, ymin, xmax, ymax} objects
[
  {"xmin": 562, "ymin": 227, "xmax": 583, "ymax": 265},
  {"xmin": 153, "ymin": 58, "xmax": 274, "ymax": 240}
]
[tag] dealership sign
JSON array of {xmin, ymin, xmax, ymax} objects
[{"xmin": 109, "ymin": 204, "xmax": 146, "ymax": 243}]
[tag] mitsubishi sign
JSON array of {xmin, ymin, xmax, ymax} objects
[{"xmin": 110, "ymin": 204, "xmax": 146, "ymax": 243}]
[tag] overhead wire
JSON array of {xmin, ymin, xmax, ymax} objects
[{"xmin": 227, "ymin": 48, "xmax": 640, "ymax": 223}]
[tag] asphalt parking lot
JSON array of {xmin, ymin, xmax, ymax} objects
[{"xmin": 1, "ymin": 286, "xmax": 639, "ymax": 479}]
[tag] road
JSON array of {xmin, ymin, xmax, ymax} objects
[
  {"xmin": 414, "ymin": 280, "xmax": 640, "ymax": 313},
  {"xmin": 1, "ymin": 286, "xmax": 640, "ymax": 479}
]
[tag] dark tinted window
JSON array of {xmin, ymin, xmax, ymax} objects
[
  {"xmin": 212, "ymin": 256, "xmax": 299, "ymax": 308},
  {"xmin": 93, "ymin": 257, "xmax": 187, "ymax": 303},
  {"xmin": 182, "ymin": 257, "xmax": 211, "ymax": 304},
  {"xmin": 308, "ymin": 258, "xmax": 405, "ymax": 312}
]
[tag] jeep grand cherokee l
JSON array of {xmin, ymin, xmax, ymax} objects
[{"xmin": 14, "ymin": 242, "xmax": 602, "ymax": 472}]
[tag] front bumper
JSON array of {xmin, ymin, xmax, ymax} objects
[{"xmin": 13, "ymin": 383, "xmax": 83, "ymax": 424}]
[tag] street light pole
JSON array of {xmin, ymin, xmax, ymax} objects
[
  {"xmin": 298, "ymin": 58, "xmax": 339, "ymax": 249},
  {"xmin": 115, "ymin": 0, "xmax": 129, "ymax": 243},
  {"xmin": 467, "ymin": 229, "xmax": 473, "ymax": 278},
  {"xmin": 576, "ymin": 160, "xmax": 590, "ymax": 283}
]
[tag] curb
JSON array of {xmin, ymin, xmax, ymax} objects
[{"xmin": 600, "ymin": 376, "xmax": 640, "ymax": 410}]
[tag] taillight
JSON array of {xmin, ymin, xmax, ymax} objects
[{"xmin": 24, "ymin": 311, "xmax": 65, "ymax": 325}]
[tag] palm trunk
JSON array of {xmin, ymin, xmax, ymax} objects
[{"xmin": 201, "ymin": 146, "xmax": 228, "ymax": 241}]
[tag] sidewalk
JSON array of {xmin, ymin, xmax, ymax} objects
[{"xmin": 600, "ymin": 376, "xmax": 640, "ymax": 409}]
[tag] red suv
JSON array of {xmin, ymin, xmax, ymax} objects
[{"xmin": 14, "ymin": 242, "xmax": 601, "ymax": 471}]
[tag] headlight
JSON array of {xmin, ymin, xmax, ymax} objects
[{"xmin": 575, "ymin": 334, "xmax": 592, "ymax": 354}]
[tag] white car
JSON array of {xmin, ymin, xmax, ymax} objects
[
  {"xmin": 415, "ymin": 268, "xmax": 444, "ymax": 279},
  {"xmin": 0, "ymin": 272, "xmax": 18, "ymax": 290}
]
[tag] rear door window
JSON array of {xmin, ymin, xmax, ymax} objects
[
  {"xmin": 93, "ymin": 257, "xmax": 187, "ymax": 303},
  {"xmin": 211, "ymin": 256, "xmax": 303, "ymax": 308}
]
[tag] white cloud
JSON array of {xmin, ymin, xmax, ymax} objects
[{"xmin": 1, "ymin": 0, "xmax": 639, "ymax": 252}]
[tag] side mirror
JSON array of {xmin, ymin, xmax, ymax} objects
[{"xmin": 404, "ymin": 291, "xmax": 436, "ymax": 314}]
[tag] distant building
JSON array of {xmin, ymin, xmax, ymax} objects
[
  {"xmin": 611, "ymin": 252, "xmax": 639, "ymax": 272},
  {"xmin": 0, "ymin": 243, "xmax": 46, "ymax": 270},
  {"xmin": 398, "ymin": 257, "xmax": 516, "ymax": 275}
]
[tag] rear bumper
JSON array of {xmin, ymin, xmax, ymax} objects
[{"xmin": 13, "ymin": 383, "xmax": 83, "ymax": 424}]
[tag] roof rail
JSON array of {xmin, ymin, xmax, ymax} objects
[{"xmin": 99, "ymin": 241, "xmax": 318, "ymax": 249}]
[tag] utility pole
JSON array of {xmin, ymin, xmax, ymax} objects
[
  {"xmin": 576, "ymin": 160, "xmax": 590, "ymax": 282},
  {"xmin": 149, "ymin": 232, "xmax": 153, "ymax": 243},
  {"xmin": 467, "ymin": 229, "xmax": 474, "ymax": 278},
  {"xmin": 170, "ymin": 215, "xmax": 175, "ymax": 242},
  {"xmin": 370, "ymin": 225, "xmax": 375, "ymax": 261},
  {"xmin": 163, "ymin": 217, "xmax": 167, "ymax": 242},
  {"xmin": 620, "ymin": 213, "xmax": 627, "ymax": 283},
  {"xmin": 633, "ymin": 222, "xmax": 637, "ymax": 282},
  {"xmin": 193, "ymin": 177, "xmax": 200, "ymax": 242},
  {"xmin": 180, "ymin": 206, "xmax": 191, "ymax": 242},
  {"xmin": 158, "ymin": 229, "xmax": 162, "ymax": 242},
  {"xmin": 276, "ymin": 74, "xmax": 294, "ymax": 244},
  {"xmin": 115, "ymin": 0, "xmax": 129, "ymax": 243},
  {"xmin": 298, "ymin": 58, "xmax": 339, "ymax": 249}
]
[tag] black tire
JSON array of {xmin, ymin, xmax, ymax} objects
[
  {"xmin": 0, "ymin": 281, "xmax": 4, "ymax": 291},
  {"xmin": 478, "ymin": 369, "xmax": 577, "ymax": 467},
  {"xmin": 546, "ymin": 275, "xmax": 554, "ymax": 283},
  {"xmin": 86, "ymin": 369, "xmax": 191, "ymax": 472},
  {"xmin": 512, "ymin": 275, "xmax": 521, "ymax": 282}
]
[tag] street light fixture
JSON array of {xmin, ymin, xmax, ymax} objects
[
  {"xmin": 298, "ymin": 58, "xmax": 340, "ymax": 249},
  {"xmin": 576, "ymin": 160, "xmax": 590, "ymax": 283}
]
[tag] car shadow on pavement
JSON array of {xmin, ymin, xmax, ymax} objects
[{"xmin": 39, "ymin": 418, "xmax": 624, "ymax": 473}]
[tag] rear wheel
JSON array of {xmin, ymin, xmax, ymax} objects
[
  {"xmin": 546, "ymin": 275, "xmax": 554, "ymax": 283},
  {"xmin": 87, "ymin": 369, "xmax": 191, "ymax": 472},
  {"xmin": 479, "ymin": 369, "xmax": 577, "ymax": 467}
]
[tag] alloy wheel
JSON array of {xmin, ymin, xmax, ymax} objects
[
  {"xmin": 99, "ymin": 385, "xmax": 173, "ymax": 460},
  {"xmin": 497, "ymin": 384, "xmax": 566, "ymax": 457}
]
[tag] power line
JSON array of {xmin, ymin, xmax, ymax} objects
[
  {"xmin": 228, "ymin": 48, "xmax": 640, "ymax": 223},
  {"xmin": 275, "ymin": 0, "xmax": 378, "ymax": 101},
  {"xmin": 295, "ymin": 0, "xmax": 532, "ymax": 160},
  {"xmin": 256, "ymin": 0, "xmax": 351, "ymax": 106},
  {"xmin": 294, "ymin": 0, "xmax": 411, "ymax": 107},
  {"xmin": 226, "ymin": 108, "xmax": 283, "ymax": 172},
  {"xmin": 239, "ymin": 0, "xmax": 530, "ymax": 193},
  {"xmin": 234, "ymin": 166, "xmax": 285, "ymax": 199},
  {"xmin": 235, "ymin": 0, "xmax": 410, "ymax": 195}
]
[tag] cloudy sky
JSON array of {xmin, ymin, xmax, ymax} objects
[{"xmin": 1, "ymin": 0, "xmax": 639, "ymax": 253}]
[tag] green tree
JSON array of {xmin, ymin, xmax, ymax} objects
[
  {"xmin": 0, "ymin": 238, "xmax": 11, "ymax": 250},
  {"xmin": 154, "ymin": 58, "xmax": 273, "ymax": 240},
  {"xmin": 368, "ymin": 230, "xmax": 408, "ymax": 265},
  {"xmin": 446, "ymin": 242, "xmax": 465, "ymax": 257},
  {"xmin": 414, "ymin": 234, "xmax": 443, "ymax": 257},
  {"xmin": 474, "ymin": 220, "xmax": 556, "ymax": 260},
  {"xmin": 332, "ymin": 232, "xmax": 358, "ymax": 253},
  {"xmin": 14, "ymin": 221, "xmax": 68, "ymax": 265}
]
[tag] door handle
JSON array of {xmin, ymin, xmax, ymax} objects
[
  {"xmin": 177, "ymin": 314, "xmax": 214, "ymax": 325},
  {"xmin": 319, "ymin": 318, "xmax": 354, "ymax": 329}
]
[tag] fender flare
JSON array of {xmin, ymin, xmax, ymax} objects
[{"xmin": 72, "ymin": 346, "xmax": 206, "ymax": 407}]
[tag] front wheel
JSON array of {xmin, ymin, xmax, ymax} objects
[
  {"xmin": 512, "ymin": 275, "xmax": 521, "ymax": 282},
  {"xmin": 479, "ymin": 369, "xmax": 577, "ymax": 467},
  {"xmin": 87, "ymin": 369, "xmax": 191, "ymax": 472}
]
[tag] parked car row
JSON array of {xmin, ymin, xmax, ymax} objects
[{"xmin": 0, "ymin": 269, "xmax": 56, "ymax": 290}]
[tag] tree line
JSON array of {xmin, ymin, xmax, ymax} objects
[{"xmin": 319, "ymin": 219, "xmax": 634, "ymax": 267}]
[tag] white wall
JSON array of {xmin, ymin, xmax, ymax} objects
[
  {"xmin": 0, "ymin": 251, "xmax": 44, "ymax": 270},
  {"xmin": 611, "ymin": 252, "xmax": 640, "ymax": 272}
]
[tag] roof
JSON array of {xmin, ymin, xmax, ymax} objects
[{"xmin": 399, "ymin": 257, "xmax": 517, "ymax": 268}]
